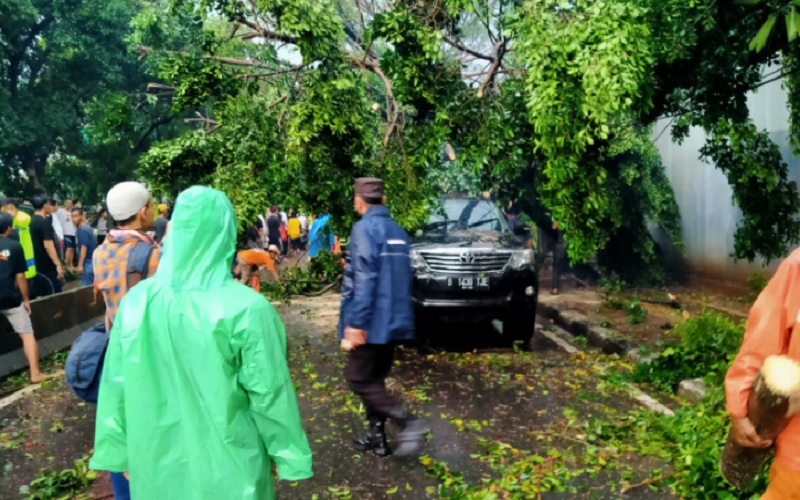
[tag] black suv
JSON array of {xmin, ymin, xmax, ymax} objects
[{"xmin": 410, "ymin": 196, "xmax": 538, "ymax": 344}]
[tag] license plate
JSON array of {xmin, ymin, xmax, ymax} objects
[{"xmin": 447, "ymin": 276, "xmax": 490, "ymax": 290}]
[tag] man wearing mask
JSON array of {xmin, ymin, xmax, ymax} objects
[
  {"xmin": 339, "ymin": 178, "xmax": 426, "ymax": 457},
  {"xmin": 91, "ymin": 187, "xmax": 312, "ymax": 499},
  {"xmin": 92, "ymin": 182, "xmax": 161, "ymax": 499}
]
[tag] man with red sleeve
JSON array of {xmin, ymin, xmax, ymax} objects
[{"xmin": 726, "ymin": 249, "xmax": 800, "ymax": 498}]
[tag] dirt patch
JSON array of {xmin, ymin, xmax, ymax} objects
[
  {"xmin": 538, "ymin": 275, "xmax": 753, "ymax": 352},
  {"xmin": 0, "ymin": 379, "xmax": 96, "ymax": 499}
]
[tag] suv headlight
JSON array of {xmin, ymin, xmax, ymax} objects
[
  {"xmin": 508, "ymin": 249, "xmax": 534, "ymax": 270},
  {"xmin": 410, "ymin": 250, "xmax": 428, "ymax": 271}
]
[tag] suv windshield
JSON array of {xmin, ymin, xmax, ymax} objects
[{"xmin": 425, "ymin": 199, "xmax": 508, "ymax": 232}]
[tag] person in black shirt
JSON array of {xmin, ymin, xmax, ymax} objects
[
  {"xmin": 266, "ymin": 205, "xmax": 283, "ymax": 254},
  {"xmin": 0, "ymin": 213, "xmax": 48, "ymax": 382},
  {"xmin": 29, "ymin": 195, "xmax": 63, "ymax": 298}
]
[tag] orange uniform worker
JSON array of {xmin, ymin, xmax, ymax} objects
[
  {"xmin": 726, "ymin": 248, "xmax": 800, "ymax": 499},
  {"xmin": 236, "ymin": 245, "xmax": 280, "ymax": 292}
]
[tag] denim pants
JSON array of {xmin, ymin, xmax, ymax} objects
[
  {"xmin": 81, "ymin": 262, "xmax": 95, "ymax": 287},
  {"xmin": 110, "ymin": 472, "xmax": 130, "ymax": 499}
]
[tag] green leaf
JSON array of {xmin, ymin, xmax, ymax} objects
[
  {"xmin": 750, "ymin": 14, "xmax": 777, "ymax": 52},
  {"xmin": 787, "ymin": 8, "xmax": 800, "ymax": 42}
]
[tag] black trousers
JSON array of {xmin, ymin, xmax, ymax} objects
[{"xmin": 344, "ymin": 344, "xmax": 400, "ymax": 421}]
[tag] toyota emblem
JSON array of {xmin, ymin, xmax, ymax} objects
[{"xmin": 459, "ymin": 251, "xmax": 475, "ymax": 264}]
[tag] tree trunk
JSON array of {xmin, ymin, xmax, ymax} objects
[
  {"xmin": 720, "ymin": 355, "xmax": 800, "ymax": 489},
  {"xmin": 21, "ymin": 150, "xmax": 45, "ymax": 190}
]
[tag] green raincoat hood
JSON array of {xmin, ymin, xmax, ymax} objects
[
  {"xmin": 157, "ymin": 186, "xmax": 237, "ymax": 290},
  {"xmin": 90, "ymin": 186, "xmax": 313, "ymax": 499}
]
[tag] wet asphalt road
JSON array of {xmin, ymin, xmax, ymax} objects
[
  {"xmin": 0, "ymin": 294, "xmax": 675, "ymax": 499},
  {"xmin": 275, "ymin": 295, "xmax": 673, "ymax": 499}
]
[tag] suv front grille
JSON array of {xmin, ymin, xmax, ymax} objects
[{"xmin": 420, "ymin": 251, "xmax": 510, "ymax": 273}]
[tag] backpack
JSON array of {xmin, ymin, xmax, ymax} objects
[{"xmin": 65, "ymin": 241, "xmax": 155, "ymax": 403}]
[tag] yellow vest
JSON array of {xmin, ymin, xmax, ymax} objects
[{"xmin": 13, "ymin": 211, "xmax": 37, "ymax": 279}]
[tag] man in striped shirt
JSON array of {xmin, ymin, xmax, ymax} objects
[{"xmin": 92, "ymin": 181, "xmax": 160, "ymax": 500}]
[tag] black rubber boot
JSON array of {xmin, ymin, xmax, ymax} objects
[
  {"xmin": 389, "ymin": 408, "xmax": 428, "ymax": 458},
  {"xmin": 352, "ymin": 419, "xmax": 391, "ymax": 457}
]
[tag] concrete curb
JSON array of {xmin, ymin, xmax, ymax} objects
[
  {"xmin": 537, "ymin": 301, "xmax": 630, "ymax": 355},
  {"xmin": 0, "ymin": 370, "xmax": 65, "ymax": 411},
  {"xmin": 533, "ymin": 322, "xmax": 675, "ymax": 416},
  {"xmin": 536, "ymin": 298, "xmax": 702, "ymax": 406}
]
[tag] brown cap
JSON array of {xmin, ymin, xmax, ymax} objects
[{"xmin": 354, "ymin": 177, "xmax": 384, "ymax": 198}]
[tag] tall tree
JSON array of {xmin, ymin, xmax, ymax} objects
[
  {"xmin": 96, "ymin": 0, "xmax": 800, "ymax": 277},
  {"xmin": 0, "ymin": 0, "xmax": 143, "ymax": 192}
]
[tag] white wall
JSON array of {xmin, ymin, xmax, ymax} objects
[{"xmin": 652, "ymin": 76, "xmax": 800, "ymax": 282}]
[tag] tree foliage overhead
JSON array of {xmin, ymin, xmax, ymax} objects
[
  {"xmin": 43, "ymin": 0, "xmax": 800, "ymax": 274},
  {"xmin": 0, "ymin": 0, "xmax": 151, "ymax": 195}
]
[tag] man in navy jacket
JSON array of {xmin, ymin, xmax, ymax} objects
[{"xmin": 339, "ymin": 177, "xmax": 426, "ymax": 457}]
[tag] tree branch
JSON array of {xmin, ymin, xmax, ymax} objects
[
  {"xmin": 477, "ymin": 41, "xmax": 507, "ymax": 98},
  {"xmin": 234, "ymin": 15, "xmax": 299, "ymax": 45},
  {"xmin": 239, "ymin": 64, "xmax": 310, "ymax": 79},
  {"xmin": 351, "ymin": 56, "xmax": 399, "ymax": 144},
  {"xmin": 132, "ymin": 115, "xmax": 174, "ymax": 154},
  {"xmin": 443, "ymin": 35, "xmax": 496, "ymax": 62},
  {"xmin": 137, "ymin": 45, "xmax": 275, "ymax": 70},
  {"xmin": 8, "ymin": 15, "xmax": 55, "ymax": 94},
  {"xmin": 185, "ymin": 112, "xmax": 219, "ymax": 132},
  {"xmin": 269, "ymin": 95, "xmax": 288, "ymax": 108}
]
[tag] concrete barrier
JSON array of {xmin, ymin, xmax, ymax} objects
[{"xmin": 0, "ymin": 286, "xmax": 104, "ymax": 378}]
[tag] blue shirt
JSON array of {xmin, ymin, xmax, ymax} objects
[
  {"xmin": 308, "ymin": 214, "xmax": 335, "ymax": 258},
  {"xmin": 76, "ymin": 224, "xmax": 97, "ymax": 265}
]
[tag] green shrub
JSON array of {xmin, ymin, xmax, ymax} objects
[
  {"xmin": 632, "ymin": 311, "xmax": 744, "ymax": 392},
  {"xmin": 600, "ymin": 278, "xmax": 625, "ymax": 310},
  {"xmin": 626, "ymin": 300, "xmax": 647, "ymax": 325},
  {"xmin": 746, "ymin": 272, "xmax": 768, "ymax": 302},
  {"xmin": 20, "ymin": 456, "xmax": 97, "ymax": 500},
  {"xmin": 587, "ymin": 388, "xmax": 768, "ymax": 499}
]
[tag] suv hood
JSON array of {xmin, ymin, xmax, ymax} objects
[{"xmin": 411, "ymin": 230, "xmax": 525, "ymax": 250}]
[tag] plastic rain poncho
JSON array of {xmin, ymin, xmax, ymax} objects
[{"xmin": 90, "ymin": 186, "xmax": 313, "ymax": 499}]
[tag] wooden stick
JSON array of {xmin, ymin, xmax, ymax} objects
[{"xmin": 620, "ymin": 472, "xmax": 675, "ymax": 494}]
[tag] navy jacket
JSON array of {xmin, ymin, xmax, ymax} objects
[{"xmin": 338, "ymin": 205, "xmax": 414, "ymax": 345}]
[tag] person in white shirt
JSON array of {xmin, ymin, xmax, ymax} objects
[
  {"xmin": 49, "ymin": 199, "xmax": 65, "ymax": 253},
  {"xmin": 57, "ymin": 198, "xmax": 77, "ymax": 268},
  {"xmin": 299, "ymin": 213, "xmax": 309, "ymax": 250}
]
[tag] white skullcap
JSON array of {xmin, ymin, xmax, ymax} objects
[
  {"xmin": 106, "ymin": 182, "xmax": 151, "ymax": 221},
  {"xmin": 268, "ymin": 244, "xmax": 280, "ymax": 253}
]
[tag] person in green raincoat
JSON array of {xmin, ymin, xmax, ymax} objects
[{"xmin": 90, "ymin": 186, "xmax": 313, "ymax": 499}]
